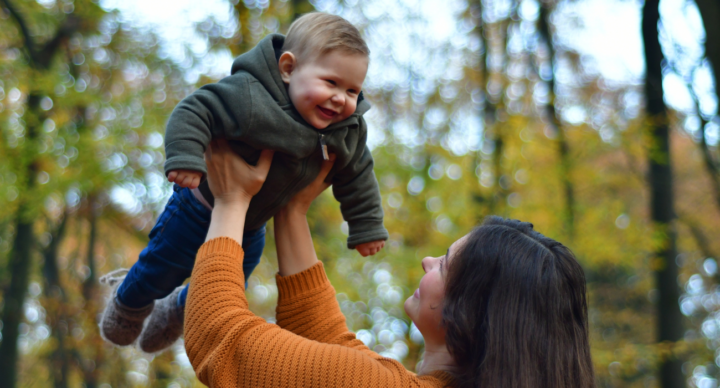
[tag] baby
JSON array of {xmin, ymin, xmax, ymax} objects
[{"xmin": 99, "ymin": 12, "xmax": 388, "ymax": 353}]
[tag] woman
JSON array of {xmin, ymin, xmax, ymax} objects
[{"xmin": 184, "ymin": 140, "xmax": 595, "ymax": 388}]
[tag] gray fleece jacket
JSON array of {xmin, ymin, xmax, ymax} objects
[{"xmin": 163, "ymin": 34, "xmax": 388, "ymax": 248}]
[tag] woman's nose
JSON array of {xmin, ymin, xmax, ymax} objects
[{"xmin": 421, "ymin": 257, "xmax": 434, "ymax": 273}]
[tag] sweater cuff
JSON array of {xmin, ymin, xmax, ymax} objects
[
  {"xmin": 275, "ymin": 262, "xmax": 329, "ymax": 297},
  {"xmin": 197, "ymin": 237, "xmax": 244, "ymax": 260}
]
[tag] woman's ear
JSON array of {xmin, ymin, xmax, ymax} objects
[{"xmin": 278, "ymin": 52, "xmax": 296, "ymax": 84}]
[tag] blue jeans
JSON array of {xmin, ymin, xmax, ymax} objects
[{"xmin": 116, "ymin": 185, "xmax": 266, "ymax": 309}]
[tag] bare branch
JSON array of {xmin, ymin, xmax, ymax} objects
[
  {"xmin": 0, "ymin": 0, "xmax": 37, "ymax": 66},
  {"xmin": 36, "ymin": 15, "xmax": 81, "ymax": 69},
  {"xmin": 666, "ymin": 59, "xmax": 720, "ymax": 214},
  {"xmin": 677, "ymin": 213, "xmax": 719, "ymax": 261},
  {"xmin": 0, "ymin": 0, "xmax": 81, "ymax": 70}
]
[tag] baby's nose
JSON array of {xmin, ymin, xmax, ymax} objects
[{"xmin": 331, "ymin": 93, "xmax": 345, "ymax": 105}]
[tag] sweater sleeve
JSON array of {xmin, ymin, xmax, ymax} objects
[
  {"xmin": 331, "ymin": 118, "xmax": 389, "ymax": 249},
  {"xmin": 184, "ymin": 237, "xmax": 451, "ymax": 388},
  {"xmin": 164, "ymin": 74, "xmax": 252, "ymax": 177},
  {"xmin": 274, "ymin": 262, "xmax": 373, "ymax": 353}
]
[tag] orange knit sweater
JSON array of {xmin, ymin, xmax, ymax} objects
[{"xmin": 184, "ymin": 237, "xmax": 455, "ymax": 388}]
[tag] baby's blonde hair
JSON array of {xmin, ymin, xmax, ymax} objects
[{"xmin": 282, "ymin": 12, "xmax": 369, "ymax": 63}]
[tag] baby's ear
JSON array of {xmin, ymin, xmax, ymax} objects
[{"xmin": 278, "ymin": 52, "xmax": 296, "ymax": 84}]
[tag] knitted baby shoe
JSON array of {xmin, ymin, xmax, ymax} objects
[
  {"xmin": 138, "ymin": 285, "xmax": 185, "ymax": 353},
  {"xmin": 98, "ymin": 269, "xmax": 154, "ymax": 346}
]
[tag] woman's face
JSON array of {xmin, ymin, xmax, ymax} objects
[{"xmin": 404, "ymin": 234, "xmax": 469, "ymax": 345}]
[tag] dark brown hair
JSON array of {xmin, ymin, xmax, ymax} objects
[{"xmin": 442, "ymin": 216, "xmax": 595, "ymax": 388}]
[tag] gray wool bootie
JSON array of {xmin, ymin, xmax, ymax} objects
[
  {"xmin": 138, "ymin": 285, "xmax": 185, "ymax": 353},
  {"xmin": 98, "ymin": 269, "xmax": 154, "ymax": 346}
]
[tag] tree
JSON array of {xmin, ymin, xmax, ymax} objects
[
  {"xmin": 0, "ymin": 1, "xmax": 85, "ymax": 386},
  {"xmin": 642, "ymin": 0, "xmax": 684, "ymax": 386},
  {"xmin": 0, "ymin": 0, "xmax": 192, "ymax": 386},
  {"xmin": 537, "ymin": 0, "xmax": 576, "ymax": 238}
]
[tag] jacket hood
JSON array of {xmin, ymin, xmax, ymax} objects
[
  {"xmin": 231, "ymin": 34, "xmax": 290, "ymax": 105},
  {"xmin": 230, "ymin": 33, "xmax": 371, "ymax": 125}
]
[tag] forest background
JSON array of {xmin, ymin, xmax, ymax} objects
[{"xmin": 0, "ymin": 0, "xmax": 719, "ymax": 387}]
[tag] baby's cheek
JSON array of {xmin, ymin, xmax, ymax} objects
[
  {"xmin": 304, "ymin": 85, "xmax": 326, "ymax": 101},
  {"xmin": 344, "ymin": 102, "xmax": 357, "ymax": 118}
]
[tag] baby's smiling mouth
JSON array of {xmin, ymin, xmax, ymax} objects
[{"xmin": 317, "ymin": 106, "xmax": 338, "ymax": 118}]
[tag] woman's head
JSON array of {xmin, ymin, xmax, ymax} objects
[{"xmin": 405, "ymin": 216, "xmax": 594, "ymax": 388}]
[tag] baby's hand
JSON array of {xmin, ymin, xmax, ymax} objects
[
  {"xmin": 355, "ymin": 240, "xmax": 385, "ymax": 257},
  {"xmin": 168, "ymin": 169, "xmax": 202, "ymax": 189}
]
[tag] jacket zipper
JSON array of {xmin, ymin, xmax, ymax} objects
[
  {"xmin": 250, "ymin": 131, "xmax": 328, "ymax": 225},
  {"xmin": 318, "ymin": 132, "xmax": 329, "ymax": 160},
  {"xmin": 251, "ymin": 156, "xmax": 310, "ymax": 225}
]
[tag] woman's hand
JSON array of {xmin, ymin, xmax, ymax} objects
[
  {"xmin": 284, "ymin": 154, "xmax": 336, "ymax": 215},
  {"xmin": 204, "ymin": 140, "xmax": 274, "ymax": 243},
  {"xmin": 205, "ymin": 140, "xmax": 274, "ymax": 207}
]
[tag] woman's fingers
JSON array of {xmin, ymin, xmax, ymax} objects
[
  {"xmin": 255, "ymin": 149, "xmax": 275, "ymax": 177},
  {"xmin": 205, "ymin": 139, "xmax": 276, "ymax": 201},
  {"xmin": 309, "ymin": 154, "xmax": 336, "ymax": 193},
  {"xmin": 306, "ymin": 153, "xmax": 336, "ymax": 193},
  {"xmin": 317, "ymin": 154, "xmax": 336, "ymax": 181},
  {"xmin": 282, "ymin": 154, "xmax": 336, "ymax": 214}
]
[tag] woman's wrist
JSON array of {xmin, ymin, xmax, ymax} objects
[
  {"xmin": 214, "ymin": 192, "xmax": 253, "ymax": 209},
  {"xmin": 274, "ymin": 206, "xmax": 318, "ymax": 277},
  {"xmin": 206, "ymin": 200, "xmax": 249, "ymax": 244},
  {"xmin": 279, "ymin": 200, "xmax": 311, "ymax": 217}
]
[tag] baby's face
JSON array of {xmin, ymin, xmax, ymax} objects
[{"xmin": 282, "ymin": 51, "xmax": 368, "ymax": 129}]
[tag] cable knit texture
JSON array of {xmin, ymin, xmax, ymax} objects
[{"xmin": 185, "ymin": 237, "xmax": 455, "ymax": 388}]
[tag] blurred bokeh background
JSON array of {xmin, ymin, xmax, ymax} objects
[{"xmin": 0, "ymin": 0, "xmax": 718, "ymax": 387}]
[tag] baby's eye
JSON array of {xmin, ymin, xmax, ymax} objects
[
  {"xmin": 324, "ymin": 79, "xmax": 336, "ymax": 85},
  {"xmin": 348, "ymin": 89, "xmax": 358, "ymax": 95}
]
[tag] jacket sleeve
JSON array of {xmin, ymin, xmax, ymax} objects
[
  {"xmin": 331, "ymin": 118, "xmax": 389, "ymax": 248},
  {"xmin": 184, "ymin": 238, "xmax": 443, "ymax": 388},
  {"xmin": 163, "ymin": 74, "xmax": 252, "ymax": 177}
]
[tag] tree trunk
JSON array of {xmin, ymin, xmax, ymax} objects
[
  {"xmin": 470, "ymin": 0, "xmax": 499, "ymax": 218},
  {"xmin": 0, "ymin": 93, "xmax": 41, "ymax": 388},
  {"xmin": 42, "ymin": 214, "xmax": 70, "ymax": 388},
  {"xmin": 642, "ymin": 1, "xmax": 684, "ymax": 387},
  {"xmin": 0, "ymin": 210, "xmax": 35, "ymax": 388},
  {"xmin": 0, "ymin": 2, "xmax": 77, "ymax": 386},
  {"xmin": 483, "ymin": 16, "xmax": 510, "ymax": 216},
  {"xmin": 82, "ymin": 197, "xmax": 98, "ymax": 300},
  {"xmin": 538, "ymin": 1, "xmax": 576, "ymax": 238}
]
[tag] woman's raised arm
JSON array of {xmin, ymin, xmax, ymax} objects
[
  {"xmin": 273, "ymin": 155, "xmax": 334, "ymax": 276},
  {"xmin": 271, "ymin": 155, "xmax": 363, "ymax": 344}
]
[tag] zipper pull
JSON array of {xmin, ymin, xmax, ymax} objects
[{"xmin": 319, "ymin": 133, "xmax": 329, "ymax": 160}]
